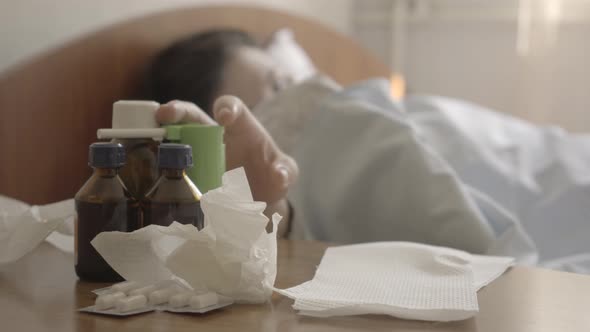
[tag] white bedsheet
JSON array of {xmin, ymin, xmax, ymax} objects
[
  {"xmin": 404, "ymin": 95, "xmax": 590, "ymax": 270},
  {"xmin": 254, "ymin": 77, "xmax": 590, "ymax": 273}
]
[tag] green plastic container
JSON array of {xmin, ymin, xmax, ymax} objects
[{"xmin": 164, "ymin": 124, "xmax": 225, "ymax": 193}]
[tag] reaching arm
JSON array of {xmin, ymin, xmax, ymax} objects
[{"xmin": 156, "ymin": 98, "xmax": 298, "ymax": 236}]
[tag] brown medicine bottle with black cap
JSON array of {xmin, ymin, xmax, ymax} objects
[
  {"xmin": 143, "ymin": 143, "xmax": 205, "ymax": 229},
  {"xmin": 75, "ymin": 142, "xmax": 140, "ymax": 282}
]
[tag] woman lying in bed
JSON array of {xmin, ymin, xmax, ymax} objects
[{"xmin": 147, "ymin": 29, "xmax": 590, "ymax": 272}]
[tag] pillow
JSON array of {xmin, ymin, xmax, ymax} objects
[{"xmin": 264, "ymin": 29, "xmax": 317, "ymax": 83}]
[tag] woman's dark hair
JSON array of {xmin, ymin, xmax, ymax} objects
[{"xmin": 148, "ymin": 29, "xmax": 256, "ymax": 114}]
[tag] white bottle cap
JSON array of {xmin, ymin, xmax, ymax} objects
[{"xmin": 97, "ymin": 100, "xmax": 166, "ymax": 139}]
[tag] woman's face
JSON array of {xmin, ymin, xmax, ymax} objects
[{"xmin": 217, "ymin": 46, "xmax": 294, "ymax": 109}]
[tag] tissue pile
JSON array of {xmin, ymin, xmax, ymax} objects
[
  {"xmin": 278, "ymin": 242, "xmax": 514, "ymax": 321},
  {"xmin": 91, "ymin": 168, "xmax": 281, "ymax": 304}
]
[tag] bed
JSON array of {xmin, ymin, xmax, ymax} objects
[{"xmin": 0, "ymin": 6, "xmax": 390, "ymax": 205}]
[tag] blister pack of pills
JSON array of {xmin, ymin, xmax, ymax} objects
[
  {"xmin": 79, "ymin": 280, "xmax": 234, "ymax": 317},
  {"xmin": 163, "ymin": 291, "xmax": 233, "ymax": 314}
]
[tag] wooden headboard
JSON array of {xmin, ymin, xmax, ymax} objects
[{"xmin": 0, "ymin": 6, "xmax": 390, "ymax": 204}]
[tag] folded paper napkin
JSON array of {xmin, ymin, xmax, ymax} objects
[
  {"xmin": 277, "ymin": 242, "xmax": 513, "ymax": 321},
  {"xmin": 92, "ymin": 167, "xmax": 281, "ymax": 303}
]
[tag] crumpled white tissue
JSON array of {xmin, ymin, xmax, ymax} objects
[
  {"xmin": 91, "ymin": 167, "xmax": 281, "ymax": 303},
  {"xmin": 0, "ymin": 196, "xmax": 75, "ymax": 264},
  {"xmin": 277, "ymin": 242, "xmax": 513, "ymax": 321}
]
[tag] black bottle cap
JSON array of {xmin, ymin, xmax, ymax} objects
[
  {"xmin": 89, "ymin": 142, "xmax": 126, "ymax": 168},
  {"xmin": 158, "ymin": 143, "xmax": 193, "ymax": 169}
]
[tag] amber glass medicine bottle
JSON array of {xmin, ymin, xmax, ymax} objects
[
  {"xmin": 143, "ymin": 144, "xmax": 204, "ymax": 229},
  {"xmin": 75, "ymin": 143, "xmax": 139, "ymax": 281}
]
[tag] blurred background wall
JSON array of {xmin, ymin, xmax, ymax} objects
[
  {"xmin": 0, "ymin": 0, "xmax": 354, "ymax": 73},
  {"xmin": 1, "ymin": 0, "xmax": 588, "ymax": 131},
  {"xmin": 352, "ymin": 0, "xmax": 590, "ymax": 131}
]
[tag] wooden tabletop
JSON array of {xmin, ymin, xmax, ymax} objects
[{"xmin": 1, "ymin": 239, "xmax": 589, "ymax": 332}]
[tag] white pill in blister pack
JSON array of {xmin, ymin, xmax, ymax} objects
[
  {"xmin": 111, "ymin": 281, "xmax": 141, "ymax": 294},
  {"xmin": 95, "ymin": 291, "xmax": 126, "ymax": 310},
  {"xmin": 190, "ymin": 292, "xmax": 219, "ymax": 309},
  {"xmin": 115, "ymin": 295, "xmax": 148, "ymax": 313},
  {"xmin": 149, "ymin": 285, "xmax": 183, "ymax": 305},
  {"xmin": 164, "ymin": 292, "xmax": 233, "ymax": 314},
  {"xmin": 129, "ymin": 285, "xmax": 157, "ymax": 297},
  {"xmin": 169, "ymin": 291, "xmax": 194, "ymax": 308}
]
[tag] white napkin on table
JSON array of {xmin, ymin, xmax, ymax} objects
[
  {"xmin": 0, "ymin": 196, "xmax": 75, "ymax": 264},
  {"xmin": 277, "ymin": 242, "xmax": 513, "ymax": 321},
  {"xmin": 91, "ymin": 167, "xmax": 281, "ymax": 304}
]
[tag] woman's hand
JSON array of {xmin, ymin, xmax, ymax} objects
[{"xmin": 156, "ymin": 98, "xmax": 298, "ymax": 236}]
